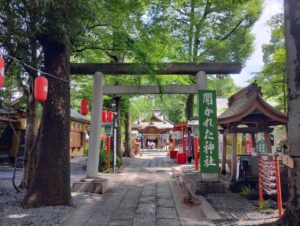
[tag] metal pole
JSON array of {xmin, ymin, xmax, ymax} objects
[
  {"xmin": 87, "ymin": 71, "xmax": 104, "ymax": 178},
  {"xmin": 113, "ymin": 127, "xmax": 117, "ymax": 173}
]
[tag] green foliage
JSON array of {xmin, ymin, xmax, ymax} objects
[
  {"xmin": 208, "ymin": 76, "xmax": 240, "ymax": 97},
  {"xmin": 84, "ymin": 145, "xmax": 89, "ymax": 157},
  {"xmin": 116, "ymin": 156, "xmax": 122, "ymax": 168},
  {"xmin": 98, "ymin": 149, "xmax": 108, "ymax": 172},
  {"xmin": 259, "ymin": 200, "xmax": 270, "ymax": 211},
  {"xmin": 130, "ymin": 94, "xmax": 186, "ymax": 124},
  {"xmin": 252, "ymin": 14, "xmax": 287, "ymax": 112},
  {"xmin": 240, "ymin": 185, "xmax": 253, "ymax": 196}
]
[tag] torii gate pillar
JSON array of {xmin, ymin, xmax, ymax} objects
[
  {"xmin": 87, "ymin": 71, "xmax": 104, "ymax": 178},
  {"xmin": 72, "ymin": 71, "xmax": 109, "ymax": 194}
]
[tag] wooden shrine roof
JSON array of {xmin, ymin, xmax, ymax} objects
[
  {"xmin": 218, "ymin": 83, "xmax": 287, "ymax": 129},
  {"xmin": 132, "ymin": 109, "xmax": 174, "ymax": 131}
]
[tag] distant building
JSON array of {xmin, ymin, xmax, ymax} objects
[
  {"xmin": 0, "ymin": 108, "xmax": 90, "ymax": 163},
  {"xmin": 132, "ymin": 110, "xmax": 174, "ymax": 149}
]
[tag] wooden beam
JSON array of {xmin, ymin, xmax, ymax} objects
[
  {"xmin": 221, "ymin": 133, "xmax": 227, "ymax": 174},
  {"xmin": 264, "ymin": 133, "xmax": 272, "ymax": 154},
  {"xmin": 70, "ymin": 62, "xmax": 242, "ymax": 75},
  {"xmin": 219, "ymin": 127, "xmax": 274, "ymax": 134},
  {"xmin": 231, "ymin": 133, "xmax": 238, "ymax": 182},
  {"xmin": 103, "ymin": 85, "xmax": 198, "ymax": 94},
  {"xmin": 251, "ymin": 133, "xmax": 256, "ymax": 150}
]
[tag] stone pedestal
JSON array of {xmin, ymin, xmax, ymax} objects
[
  {"xmin": 195, "ymin": 182, "xmax": 227, "ymax": 195},
  {"xmin": 72, "ymin": 178, "xmax": 109, "ymax": 194},
  {"xmin": 180, "ymin": 172, "xmax": 227, "ymax": 195}
]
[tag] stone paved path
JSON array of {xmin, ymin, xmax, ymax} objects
[{"xmin": 61, "ymin": 151, "xmax": 216, "ymax": 226}]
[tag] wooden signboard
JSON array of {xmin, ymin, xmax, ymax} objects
[
  {"xmin": 198, "ymin": 90, "xmax": 219, "ymax": 174},
  {"xmin": 282, "ymin": 154, "xmax": 294, "ymax": 168}
]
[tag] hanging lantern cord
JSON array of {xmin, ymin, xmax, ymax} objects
[{"xmin": 4, "ymin": 54, "xmax": 70, "ymax": 83}]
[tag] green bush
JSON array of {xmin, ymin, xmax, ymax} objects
[
  {"xmin": 259, "ymin": 200, "xmax": 270, "ymax": 210},
  {"xmin": 98, "ymin": 149, "xmax": 107, "ymax": 172},
  {"xmin": 240, "ymin": 185, "xmax": 253, "ymax": 196},
  {"xmin": 84, "ymin": 145, "xmax": 89, "ymax": 157},
  {"xmin": 116, "ymin": 156, "xmax": 122, "ymax": 167}
]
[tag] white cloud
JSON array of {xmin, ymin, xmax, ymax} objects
[{"xmin": 232, "ymin": 0, "xmax": 283, "ymax": 87}]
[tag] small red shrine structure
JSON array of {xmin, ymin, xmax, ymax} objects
[{"xmin": 132, "ymin": 109, "xmax": 173, "ymax": 149}]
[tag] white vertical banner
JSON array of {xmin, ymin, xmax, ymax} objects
[{"xmin": 219, "ymin": 134, "xmax": 223, "ymax": 160}]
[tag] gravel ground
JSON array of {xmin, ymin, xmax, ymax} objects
[
  {"xmin": 0, "ymin": 159, "xmax": 92, "ymax": 226},
  {"xmin": 205, "ymin": 193, "xmax": 279, "ymax": 226}
]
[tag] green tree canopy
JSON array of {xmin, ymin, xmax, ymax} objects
[{"xmin": 252, "ymin": 13, "xmax": 287, "ymax": 112}]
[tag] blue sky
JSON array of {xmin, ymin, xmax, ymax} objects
[{"xmin": 231, "ymin": 0, "xmax": 283, "ymax": 87}]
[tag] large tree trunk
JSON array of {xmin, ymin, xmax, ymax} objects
[
  {"xmin": 21, "ymin": 41, "xmax": 72, "ymax": 208},
  {"xmin": 274, "ymin": 0, "xmax": 300, "ymax": 224},
  {"xmin": 186, "ymin": 94, "xmax": 194, "ymax": 120},
  {"xmin": 123, "ymin": 112, "xmax": 132, "ymax": 157}
]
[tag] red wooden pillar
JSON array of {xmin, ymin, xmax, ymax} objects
[
  {"xmin": 106, "ymin": 137, "xmax": 110, "ymax": 169},
  {"xmin": 194, "ymin": 136, "xmax": 199, "ymax": 171},
  {"xmin": 274, "ymin": 154, "xmax": 283, "ymax": 217},
  {"xmin": 258, "ymin": 155, "xmax": 263, "ymax": 204}
]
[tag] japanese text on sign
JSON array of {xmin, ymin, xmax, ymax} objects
[{"xmin": 199, "ymin": 90, "xmax": 219, "ymax": 173}]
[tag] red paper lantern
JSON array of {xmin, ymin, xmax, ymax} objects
[
  {"xmin": 80, "ymin": 98, "xmax": 89, "ymax": 115},
  {"xmin": 107, "ymin": 111, "xmax": 113, "ymax": 122},
  {"xmin": 0, "ymin": 57, "xmax": 5, "ymax": 87},
  {"xmin": 102, "ymin": 110, "xmax": 107, "ymax": 122},
  {"xmin": 0, "ymin": 75, "xmax": 4, "ymax": 87},
  {"xmin": 34, "ymin": 76, "xmax": 48, "ymax": 102}
]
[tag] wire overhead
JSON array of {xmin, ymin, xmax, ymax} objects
[{"xmin": 3, "ymin": 54, "xmax": 70, "ymax": 83}]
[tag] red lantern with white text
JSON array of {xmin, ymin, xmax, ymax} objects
[
  {"xmin": 102, "ymin": 110, "xmax": 107, "ymax": 122},
  {"xmin": 0, "ymin": 57, "xmax": 5, "ymax": 87},
  {"xmin": 34, "ymin": 76, "xmax": 48, "ymax": 102},
  {"xmin": 80, "ymin": 98, "xmax": 89, "ymax": 115},
  {"xmin": 108, "ymin": 111, "xmax": 113, "ymax": 122}
]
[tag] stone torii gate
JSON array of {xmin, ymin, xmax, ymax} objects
[{"xmin": 70, "ymin": 62, "xmax": 241, "ymax": 192}]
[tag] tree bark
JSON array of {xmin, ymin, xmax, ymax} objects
[
  {"xmin": 186, "ymin": 93, "xmax": 194, "ymax": 120},
  {"xmin": 123, "ymin": 112, "xmax": 132, "ymax": 157},
  {"xmin": 188, "ymin": 0, "xmax": 195, "ymax": 61},
  {"xmin": 21, "ymin": 41, "xmax": 72, "ymax": 208},
  {"xmin": 274, "ymin": 0, "xmax": 300, "ymax": 224}
]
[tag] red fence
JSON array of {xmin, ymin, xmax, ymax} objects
[{"xmin": 258, "ymin": 154, "xmax": 283, "ymax": 217}]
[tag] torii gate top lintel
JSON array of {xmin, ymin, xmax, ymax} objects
[
  {"xmin": 70, "ymin": 62, "xmax": 242, "ymax": 75},
  {"xmin": 84, "ymin": 61, "xmax": 242, "ymax": 178}
]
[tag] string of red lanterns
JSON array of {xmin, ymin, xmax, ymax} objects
[
  {"xmin": 80, "ymin": 97, "xmax": 113, "ymax": 122},
  {"xmin": 1, "ymin": 56, "xmax": 50, "ymax": 102},
  {"xmin": 102, "ymin": 109, "xmax": 113, "ymax": 122},
  {"xmin": 0, "ymin": 56, "xmax": 113, "ymax": 120}
]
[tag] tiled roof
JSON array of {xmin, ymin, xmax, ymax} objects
[
  {"xmin": 70, "ymin": 110, "xmax": 90, "ymax": 124},
  {"xmin": 218, "ymin": 83, "xmax": 287, "ymax": 126},
  {"xmin": 133, "ymin": 109, "xmax": 174, "ymax": 130}
]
